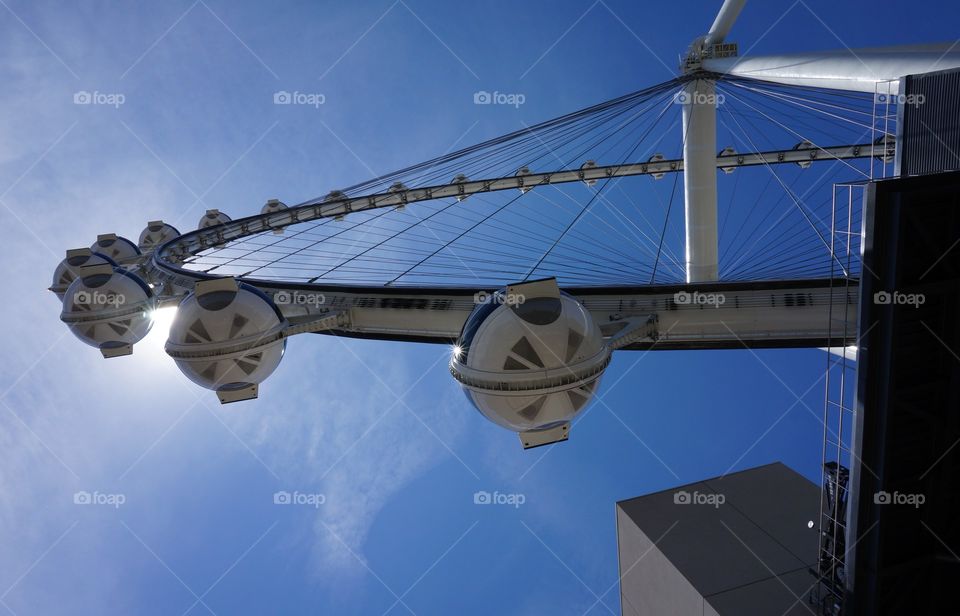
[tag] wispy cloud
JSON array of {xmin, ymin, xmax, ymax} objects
[{"xmin": 221, "ymin": 341, "xmax": 469, "ymax": 583}]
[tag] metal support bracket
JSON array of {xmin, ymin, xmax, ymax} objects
[{"xmin": 519, "ymin": 422, "xmax": 570, "ymax": 449}]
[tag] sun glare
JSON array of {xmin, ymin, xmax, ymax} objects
[{"xmin": 149, "ymin": 306, "xmax": 178, "ymax": 339}]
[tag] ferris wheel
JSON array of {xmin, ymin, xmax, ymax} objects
[{"xmin": 50, "ymin": 0, "xmax": 960, "ymax": 448}]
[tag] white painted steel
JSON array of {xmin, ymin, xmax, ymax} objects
[
  {"xmin": 703, "ymin": 44, "xmax": 960, "ymax": 92},
  {"xmin": 704, "ymin": 0, "xmax": 747, "ymax": 47},
  {"xmin": 681, "ymin": 79, "xmax": 720, "ymax": 282}
]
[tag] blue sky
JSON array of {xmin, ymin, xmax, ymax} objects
[{"xmin": 2, "ymin": 1, "xmax": 959, "ymax": 614}]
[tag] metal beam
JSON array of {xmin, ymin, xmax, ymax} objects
[
  {"xmin": 682, "ymin": 78, "xmax": 720, "ymax": 282},
  {"xmin": 149, "ymin": 276, "xmax": 858, "ymax": 351},
  {"xmin": 293, "ymin": 279, "xmax": 859, "ymax": 350},
  {"xmin": 678, "ymin": 0, "xmax": 745, "ymax": 283},
  {"xmin": 156, "ymin": 142, "xmax": 886, "ymax": 266},
  {"xmin": 704, "ymin": 44, "xmax": 960, "ymax": 93},
  {"xmin": 704, "ymin": 0, "xmax": 746, "ymax": 47}
]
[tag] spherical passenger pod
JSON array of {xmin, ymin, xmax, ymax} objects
[
  {"xmin": 451, "ymin": 174, "xmax": 470, "ymax": 202},
  {"xmin": 60, "ymin": 263, "xmax": 156, "ymax": 357},
  {"xmin": 718, "ymin": 146, "xmax": 737, "ymax": 174},
  {"xmin": 449, "ymin": 279, "xmax": 609, "ymax": 445},
  {"xmin": 90, "ymin": 233, "xmax": 141, "ymax": 262},
  {"xmin": 648, "ymin": 153, "xmax": 666, "ymax": 180},
  {"xmin": 50, "ymin": 248, "xmax": 117, "ymax": 301},
  {"xmin": 165, "ymin": 277, "xmax": 287, "ymax": 403},
  {"xmin": 793, "ymin": 140, "xmax": 815, "ymax": 169},
  {"xmin": 262, "ymin": 199, "xmax": 289, "ymax": 234},
  {"xmin": 515, "ymin": 166, "xmax": 533, "ymax": 194},
  {"xmin": 580, "ymin": 160, "xmax": 598, "ymax": 186},
  {"xmin": 198, "ymin": 209, "xmax": 231, "ymax": 229},
  {"xmin": 389, "ymin": 182, "xmax": 409, "ymax": 210},
  {"xmin": 138, "ymin": 220, "xmax": 181, "ymax": 251},
  {"xmin": 261, "ymin": 199, "xmax": 288, "ymax": 215},
  {"xmin": 874, "ymin": 133, "xmax": 895, "ymax": 163}
]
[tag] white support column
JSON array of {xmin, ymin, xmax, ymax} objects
[
  {"xmin": 682, "ymin": 78, "xmax": 719, "ymax": 282},
  {"xmin": 705, "ymin": 0, "xmax": 746, "ymax": 47},
  {"xmin": 702, "ymin": 45, "xmax": 960, "ymax": 93}
]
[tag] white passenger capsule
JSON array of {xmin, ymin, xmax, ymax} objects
[
  {"xmin": 449, "ymin": 278, "xmax": 610, "ymax": 449},
  {"xmin": 718, "ymin": 147, "xmax": 738, "ymax": 174},
  {"xmin": 262, "ymin": 199, "xmax": 289, "ymax": 234},
  {"xmin": 648, "ymin": 153, "xmax": 666, "ymax": 180},
  {"xmin": 166, "ymin": 277, "xmax": 287, "ymax": 403},
  {"xmin": 50, "ymin": 248, "xmax": 117, "ymax": 301},
  {"xmin": 60, "ymin": 263, "xmax": 156, "ymax": 358},
  {"xmin": 261, "ymin": 198, "xmax": 288, "ymax": 215},
  {"xmin": 794, "ymin": 140, "xmax": 815, "ymax": 169},
  {"xmin": 580, "ymin": 160, "xmax": 598, "ymax": 186},
  {"xmin": 198, "ymin": 209, "xmax": 231, "ymax": 229},
  {"xmin": 138, "ymin": 220, "xmax": 181, "ymax": 251},
  {"xmin": 451, "ymin": 174, "xmax": 470, "ymax": 202},
  {"xmin": 515, "ymin": 166, "xmax": 533, "ymax": 194},
  {"xmin": 90, "ymin": 233, "xmax": 141, "ymax": 262}
]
